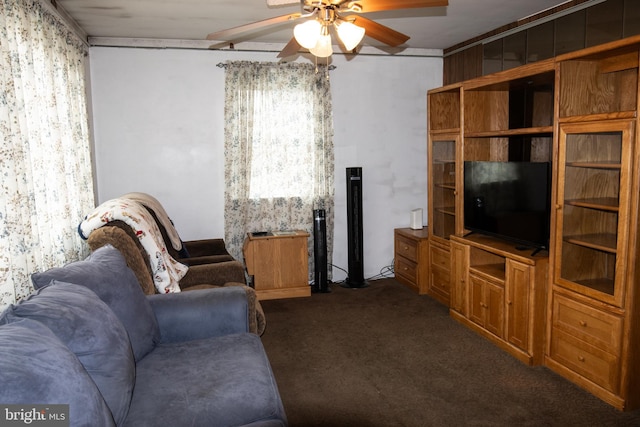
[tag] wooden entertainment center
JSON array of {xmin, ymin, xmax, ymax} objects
[{"xmin": 426, "ymin": 35, "xmax": 640, "ymax": 410}]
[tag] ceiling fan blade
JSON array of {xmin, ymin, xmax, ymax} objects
[
  {"xmin": 206, "ymin": 12, "xmax": 301, "ymax": 40},
  {"xmin": 266, "ymin": 0, "xmax": 299, "ymax": 5},
  {"xmin": 278, "ymin": 38, "xmax": 301, "ymax": 58},
  {"xmin": 352, "ymin": 16, "xmax": 409, "ymax": 47},
  {"xmin": 355, "ymin": 0, "xmax": 448, "ymax": 13}
]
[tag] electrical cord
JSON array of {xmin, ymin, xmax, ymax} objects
[
  {"xmin": 324, "ymin": 261, "xmax": 395, "ymax": 286},
  {"xmin": 366, "ymin": 263, "xmax": 395, "ymax": 281}
]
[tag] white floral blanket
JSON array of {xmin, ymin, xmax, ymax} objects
[
  {"xmin": 79, "ymin": 198, "xmax": 187, "ymax": 293},
  {"xmin": 121, "ymin": 192, "xmax": 183, "ymax": 251}
]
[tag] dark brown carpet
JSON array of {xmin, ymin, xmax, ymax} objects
[{"xmin": 259, "ymin": 278, "xmax": 640, "ymax": 427}]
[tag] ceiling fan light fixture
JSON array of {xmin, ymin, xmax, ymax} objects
[
  {"xmin": 336, "ymin": 20, "xmax": 365, "ymax": 51},
  {"xmin": 293, "ymin": 19, "xmax": 321, "ymax": 49},
  {"xmin": 310, "ymin": 33, "xmax": 333, "ymax": 58}
]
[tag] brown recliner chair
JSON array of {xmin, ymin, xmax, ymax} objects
[
  {"xmin": 121, "ymin": 192, "xmax": 235, "ymax": 266},
  {"xmin": 87, "ymin": 221, "xmax": 266, "ymax": 335}
]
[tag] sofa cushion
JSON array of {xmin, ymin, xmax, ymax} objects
[
  {"xmin": 124, "ymin": 333, "xmax": 287, "ymax": 427},
  {"xmin": 1, "ymin": 282, "xmax": 134, "ymax": 427},
  {"xmin": 0, "ymin": 317, "xmax": 116, "ymax": 427},
  {"xmin": 31, "ymin": 244, "xmax": 160, "ymax": 361}
]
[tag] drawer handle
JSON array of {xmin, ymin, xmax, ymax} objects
[
  {"xmin": 579, "ymin": 320, "xmax": 587, "ymax": 327},
  {"xmin": 403, "ymin": 245, "xmax": 409, "ymax": 250},
  {"xmin": 578, "ymin": 355, "xmax": 586, "ymax": 363},
  {"xmin": 403, "ymin": 267, "xmax": 408, "ymax": 271}
]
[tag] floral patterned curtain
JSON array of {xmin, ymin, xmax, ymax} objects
[
  {"xmin": 223, "ymin": 61, "xmax": 334, "ymax": 281},
  {"xmin": 0, "ymin": 0, "xmax": 95, "ymax": 308}
]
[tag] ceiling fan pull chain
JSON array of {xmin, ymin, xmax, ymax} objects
[{"xmin": 325, "ymin": 56, "xmax": 330, "ymax": 80}]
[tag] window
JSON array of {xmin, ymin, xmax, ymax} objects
[
  {"xmin": 223, "ymin": 61, "xmax": 334, "ymax": 279},
  {"xmin": 248, "ymin": 89, "xmax": 318, "ymax": 199}
]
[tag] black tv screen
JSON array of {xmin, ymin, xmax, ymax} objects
[{"xmin": 464, "ymin": 161, "xmax": 551, "ymax": 250}]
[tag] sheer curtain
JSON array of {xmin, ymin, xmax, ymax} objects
[
  {"xmin": 0, "ymin": 0, "xmax": 95, "ymax": 307},
  {"xmin": 223, "ymin": 61, "xmax": 334, "ymax": 281}
]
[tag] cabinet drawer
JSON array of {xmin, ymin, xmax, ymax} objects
[
  {"xmin": 395, "ymin": 256, "xmax": 417, "ymax": 283},
  {"xmin": 550, "ymin": 328, "xmax": 619, "ymax": 393},
  {"xmin": 552, "ymin": 293, "xmax": 623, "ymax": 354},
  {"xmin": 430, "ymin": 245, "xmax": 450, "ymax": 271},
  {"xmin": 430, "ymin": 265, "xmax": 450, "ymax": 296},
  {"xmin": 396, "ymin": 235, "xmax": 418, "ymax": 263}
]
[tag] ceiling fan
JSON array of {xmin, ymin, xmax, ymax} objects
[{"xmin": 206, "ymin": 0, "xmax": 449, "ymax": 58}]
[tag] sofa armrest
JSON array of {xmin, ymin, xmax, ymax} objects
[{"xmin": 148, "ymin": 286, "xmax": 249, "ymax": 343}]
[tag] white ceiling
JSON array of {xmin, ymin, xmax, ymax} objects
[{"xmin": 55, "ymin": 0, "xmax": 586, "ymax": 53}]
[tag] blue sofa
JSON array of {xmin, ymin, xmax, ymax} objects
[{"xmin": 0, "ymin": 245, "xmax": 287, "ymax": 427}]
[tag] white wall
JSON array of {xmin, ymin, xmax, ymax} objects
[{"xmin": 89, "ymin": 46, "xmax": 442, "ymax": 282}]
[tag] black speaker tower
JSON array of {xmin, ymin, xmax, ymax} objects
[
  {"xmin": 312, "ymin": 209, "xmax": 330, "ymax": 293},
  {"xmin": 344, "ymin": 167, "xmax": 368, "ymax": 288}
]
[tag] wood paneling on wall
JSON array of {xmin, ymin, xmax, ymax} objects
[{"xmin": 443, "ymin": 0, "xmax": 639, "ymax": 85}]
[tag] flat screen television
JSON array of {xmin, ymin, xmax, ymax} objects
[{"xmin": 464, "ymin": 161, "xmax": 551, "ymax": 251}]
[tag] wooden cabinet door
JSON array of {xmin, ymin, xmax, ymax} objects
[
  {"xmin": 249, "ymin": 239, "xmax": 279, "ymax": 289},
  {"xmin": 553, "ymin": 120, "xmax": 634, "ymax": 308},
  {"xmin": 506, "ymin": 259, "xmax": 531, "ymax": 351},
  {"xmin": 469, "ymin": 273, "xmax": 504, "ymax": 338},
  {"xmin": 429, "ymin": 243, "xmax": 451, "ymax": 303},
  {"xmin": 277, "ymin": 237, "xmax": 309, "ymax": 287},
  {"xmin": 485, "ymin": 280, "xmax": 504, "ymax": 338},
  {"xmin": 450, "ymin": 241, "xmax": 469, "ymax": 315},
  {"xmin": 428, "ymin": 134, "xmax": 462, "ymax": 242},
  {"xmin": 469, "ymin": 274, "xmax": 486, "ymax": 327}
]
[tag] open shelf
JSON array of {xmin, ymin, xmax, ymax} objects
[
  {"xmin": 464, "ymin": 70, "xmax": 554, "ymax": 136},
  {"xmin": 463, "ymin": 62, "xmax": 555, "ymax": 169},
  {"xmin": 464, "ymin": 135, "xmax": 552, "ymax": 162},
  {"xmin": 469, "ymin": 263, "xmax": 506, "ymax": 282},
  {"xmin": 470, "ymin": 246, "xmax": 507, "ymax": 282}
]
